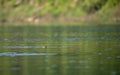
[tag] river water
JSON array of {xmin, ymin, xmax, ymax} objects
[{"xmin": 0, "ymin": 25, "xmax": 120, "ymax": 75}]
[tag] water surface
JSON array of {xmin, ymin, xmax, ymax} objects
[{"xmin": 0, "ymin": 25, "xmax": 120, "ymax": 75}]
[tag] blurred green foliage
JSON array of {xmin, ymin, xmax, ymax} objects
[{"xmin": 0, "ymin": 0, "xmax": 120, "ymax": 20}]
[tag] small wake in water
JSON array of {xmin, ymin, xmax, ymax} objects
[{"xmin": 0, "ymin": 52, "xmax": 58, "ymax": 57}]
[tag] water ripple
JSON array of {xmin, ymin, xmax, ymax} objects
[
  {"xmin": 0, "ymin": 46, "xmax": 69, "ymax": 49},
  {"xmin": 0, "ymin": 52, "xmax": 58, "ymax": 57}
]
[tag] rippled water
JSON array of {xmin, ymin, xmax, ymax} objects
[{"xmin": 0, "ymin": 26, "xmax": 120, "ymax": 75}]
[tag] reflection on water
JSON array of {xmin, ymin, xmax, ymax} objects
[
  {"xmin": 1, "ymin": 37, "xmax": 120, "ymax": 42},
  {"xmin": 0, "ymin": 26, "xmax": 120, "ymax": 75},
  {"xmin": 0, "ymin": 45, "xmax": 71, "ymax": 49}
]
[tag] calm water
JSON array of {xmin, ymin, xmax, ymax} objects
[{"xmin": 0, "ymin": 25, "xmax": 120, "ymax": 75}]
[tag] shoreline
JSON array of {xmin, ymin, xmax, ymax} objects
[{"xmin": 0, "ymin": 17, "xmax": 120, "ymax": 26}]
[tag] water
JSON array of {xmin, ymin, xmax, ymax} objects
[{"xmin": 0, "ymin": 25, "xmax": 120, "ymax": 75}]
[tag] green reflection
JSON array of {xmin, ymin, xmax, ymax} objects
[{"xmin": 0, "ymin": 25, "xmax": 120, "ymax": 75}]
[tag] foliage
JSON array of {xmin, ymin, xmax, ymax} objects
[{"xmin": 0, "ymin": 0, "xmax": 120, "ymax": 20}]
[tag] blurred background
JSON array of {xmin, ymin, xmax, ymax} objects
[
  {"xmin": 0, "ymin": 0, "xmax": 120, "ymax": 25},
  {"xmin": 0, "ymin": 1, "xmax": 120, "ymax": 75}
]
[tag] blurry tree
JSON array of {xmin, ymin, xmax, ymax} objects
[{"xmin": 82, "ymin": 0, "xmax": 108, "ymax": 14}]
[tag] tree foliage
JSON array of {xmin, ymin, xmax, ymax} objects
[{"xmin": 0, "ymin": 0, "xmax": 120, "ymax": 17}]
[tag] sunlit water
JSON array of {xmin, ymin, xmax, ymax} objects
[{"xmin": 0, "ymin": 26, "xmax": 120, "ymax": 75}]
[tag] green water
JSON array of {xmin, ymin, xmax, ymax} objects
[{"xmin": 0, "ymin": 25, "xmax": 120, "ymax": 75}]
